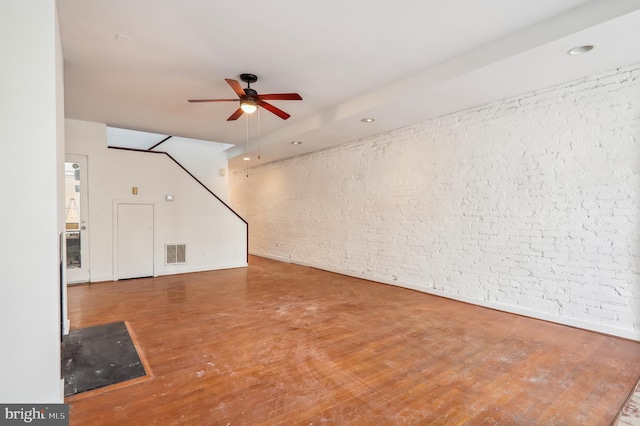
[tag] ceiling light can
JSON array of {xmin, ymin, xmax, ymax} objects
[
  {"xmin": 361, "ymin": 118, "xmax": 375, "ymax": 123},
  {"xmin": 567, "ymin": 45, "xmax": 595, "ymax": 56},
  {"xmin": 291, "ymin": 141, "xmax": 303, "ymax": 145},
  {"xmin": 115, "ymin": 34, "xmax": 133, "ymax": 43}
]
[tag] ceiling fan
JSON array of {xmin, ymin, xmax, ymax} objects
[{"xmin": 188, "ymin": 73, "xmax": 302, "ymax": 121}]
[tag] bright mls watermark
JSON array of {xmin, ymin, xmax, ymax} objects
[{"xmin": 1, "ymin": 404, "xmax": 68, "ymax": 425}]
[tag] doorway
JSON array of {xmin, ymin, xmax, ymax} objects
[
  {"xmin": 116, "ymin": 203, "xmax": 154, "ymax": 279},
  {"xmin": 65, "ymin": 155, "xmax": 90, "ymax": 283}
]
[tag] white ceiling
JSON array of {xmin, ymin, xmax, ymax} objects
[{"xmin": 58, "ymin": 0, "xmax": 640, "ymax": 171}]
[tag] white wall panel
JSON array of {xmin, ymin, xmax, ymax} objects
[
  {"xmin": 0, "ymin": 0, "xmax": 65, "ymax": 403},
  {"xmin": 66, "ymin": 119, "xmax": 247, "ymax": 282},
  {"xmin": 230, "ymin": 63, "xmax": 640, "ymax": 340}
]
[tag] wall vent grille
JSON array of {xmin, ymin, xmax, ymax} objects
[{"xmin": 165, "ymin": 243, "xmax": 187, "ymax": 265}]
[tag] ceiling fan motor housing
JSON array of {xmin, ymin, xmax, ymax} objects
[
  {"xmin": 241, "ymin": 74, "xmax": 259, "ymax": 98},
  {"xmin": 244, "ymin": 88, "xmax": 258, "ymax": 98}
]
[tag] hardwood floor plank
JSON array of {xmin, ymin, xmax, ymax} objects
[{"xmin": 66, "ymin": 256, "xmax": 640, "ymax": 425}]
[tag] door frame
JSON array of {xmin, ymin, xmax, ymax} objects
[
  {"xmin": 112, "ymin": 200, "xmax": 155, "ymax": 280},
  {"xmin": 65, "ymin": 154, "xmax": 90, "ymax": 284}
]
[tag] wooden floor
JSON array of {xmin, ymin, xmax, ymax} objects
[{"xmin": 66, "ymin": 256, "xmax": 640, "ymax": 425}]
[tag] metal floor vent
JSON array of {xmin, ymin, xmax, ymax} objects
[{"xmin": 165, "ymin": 243, "xmax": 187, "ymax": 264}]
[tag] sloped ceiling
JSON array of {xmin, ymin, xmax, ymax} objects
[{"xmin": 58, "ymin": 0, "xmax": 640, "ymax": 170}]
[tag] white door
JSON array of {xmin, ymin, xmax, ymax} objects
[
  {"xmin": 117, "ymin": 203, "xmax": 154, "ymax": 279},
  {"xmin": 65, "ymin": 155, "xmax": 90, "ymax": 283}
]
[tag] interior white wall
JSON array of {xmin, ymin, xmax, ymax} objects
[
  {"xmin": 230, "ymin": 63, "xmax": 640, "ymax": 341},
  {"xmin": 57, "ymin": 11, "xmax": 69, "ymax": 335},
  {"xmin": 157, "ymin": 137, "xmax": 231, "ymax": 203},
  {"xmin": 66, "ymin": 119, "xmax": 247, "ymax": 282},
  {"xmin": 0, "ymin": 0, "xmax": 64, "ymax": 403}
]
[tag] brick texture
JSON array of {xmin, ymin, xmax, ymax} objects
[{"xmin": 230, "ymin": 64, "xmax": 640, "ymax": 338}]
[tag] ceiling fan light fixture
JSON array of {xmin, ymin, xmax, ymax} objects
[
  {"xmin": 188, "ymin": 74, "xmax": 301, "ymax": 120},
  {"xmin": 240, "ymin": 98, "xmax": 258, "ymax": 114}
]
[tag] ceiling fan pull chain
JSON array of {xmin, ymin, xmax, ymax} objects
[
  {"xmin": 246, "ymin": 112, "xmax": 250, "ymax": 177},
  {"xmin": 246, "ymin": 111, "xmax": 249, "ymax": 155}
]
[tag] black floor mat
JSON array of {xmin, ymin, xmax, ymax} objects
[{"xmin": 61, "ymin": 321, "xmax": 146, "ymax": 396}]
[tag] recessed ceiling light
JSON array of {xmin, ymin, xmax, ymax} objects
[
  {"xmin": 567, "ymin": 45, "xmax": 595, "ymax": 56},
  {"xmin": 243, "ymin": 157, "xmax": 250, "ymax": 161},
  {"xmin": 291, "ymin": 141, "xmax": 303, "ymax": 145},
  {"xmin": 361, "ymin": 118, "xmax": 375, "ymax": 123},
  {"xmin": 115, "ymin": 34, "xmax": 133, "ymax": 43}
]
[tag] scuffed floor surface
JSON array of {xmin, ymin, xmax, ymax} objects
[
  {"xmin": 66, "ymin": 256, "xmax": 640, "ymax": 425},
  {"xmin": 616, "ymin": 379, "xmax": 640, "ymax": 426}
]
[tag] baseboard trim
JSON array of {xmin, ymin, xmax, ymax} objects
[
  {"xmin": 251, "ymin": 251, "xmax": 640, "ymax": 342},
  {"xmin": 58, "ymin": 379, "xmax": 65, "ymax": 404},
  {"xmin": 89, "ymin": 275, "xmax": 113, "ymax": 283},
  {"xmin": 155, "ymin": 263, "xmax": 248, "ymax": 277},
  {"xmin": 88, "ymin": 264, "xmax": 248, "ymax": 282}
]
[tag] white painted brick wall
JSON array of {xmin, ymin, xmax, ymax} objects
[{"xmin": 230, "ymin": 63, "xmax": 640, "ymax": 339}]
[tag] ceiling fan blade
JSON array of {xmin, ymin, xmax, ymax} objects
[
  {"xmin": 225, "ymin": 79, "xmax": 246, "ymax": 98},
  {"xmin": 188, "ymin": 99, "xmax": 238, "ymax": 103},
  {"xmin": 255, "ymin": 93, "xmax": 302, "ymax": 101},
  {"xmin": 257, "ymin": 100, "xmax": 291, "ymax": 120},
  {"xmin": 227, "ymin": 107, "xmax": 244, "ymax": 121}
]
